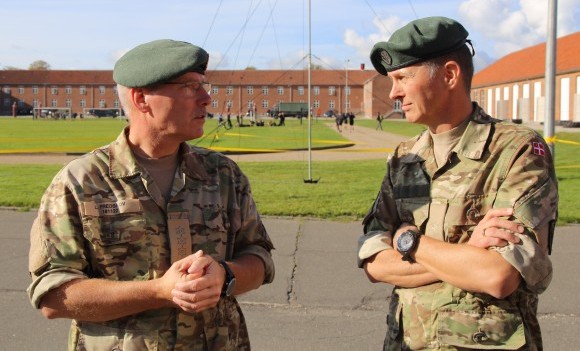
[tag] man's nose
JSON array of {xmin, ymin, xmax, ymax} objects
[
  {"xmin": 389, "ymin": 82, "xmax": 402, "ymax": 101},
  {"xmin": 198, "ymin": 89, "xmax": 211, "ymax": 106}
]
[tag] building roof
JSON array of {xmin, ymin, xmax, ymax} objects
[
  {"xmin": 1, "ymin": 69, "xmax": 379, "ymax": 86},
  {"xmin": 0, "ymin": 70, "xmax": 115, "ymax": 85},
  {"xmin": 205, "ymin": 69, "xmax": 378, "ymax": 86},
  {"xmin": 473, "ymin": 31, "xmax": 580, "ymax": 88}
]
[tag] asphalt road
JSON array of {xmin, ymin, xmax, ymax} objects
[{"xmin": 1, "ymin": 210, "xmax": 579, "ymax": 350}]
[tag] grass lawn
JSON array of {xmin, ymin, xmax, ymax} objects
[
  {"xmin": 1, "ymin": 116, "xmax": 579, "ymax": 224},
  {"xmin": 0, "ymin": 117, "xmax": 349, "ymax": 153}
]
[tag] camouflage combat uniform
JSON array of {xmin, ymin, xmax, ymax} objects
[
  {"xmin": 28, "ymin": 128, "xmax": 275, "ymax": 351},
  {"xmin": 358, "ymin": 104, "xmax": 557, "ymax": 350}
]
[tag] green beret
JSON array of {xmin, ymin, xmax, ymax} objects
[
  {"xmin": 370, "ymin": 16, "xmax": 469, "ymax": 75},
  {"xmin": 113, "ymin": 39, "xmax": 209, "ymax": 87}
]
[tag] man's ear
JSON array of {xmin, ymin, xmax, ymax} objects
[
  {"xmin": 443, "ymin": 61, "xmax": 461, "ymax": 90},
  {"xmin": 130, "ymin": 88, "xmax": 149, "ymax": 113}
]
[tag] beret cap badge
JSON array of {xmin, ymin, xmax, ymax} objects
[{"xmin": 380, "ymin": 50, "xmax": 392, "ymax": 66}]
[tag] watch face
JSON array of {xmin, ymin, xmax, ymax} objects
[
  {"xmin": 398, "ymin": 233, "xmax": 414, "ymax": 251},
  {"xmin": 226, "ymin": 277, "xmax": 237, "ymax": 296}
]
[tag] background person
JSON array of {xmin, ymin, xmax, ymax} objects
[
  {"xmin": 376, "ymin": 112, "xmax": 383, "ymax": 130},
  {"xmin": 358, "ymin": 17, "xmax": 557, "ymax": 350},
  {"xmin": 28, "ymin": 39, "xmax": 275, "ymax": 350}
]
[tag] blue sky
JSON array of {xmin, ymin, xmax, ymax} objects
[{"xmin": 1, "ymin": 0, "xmax": 578, "ymax": 73}]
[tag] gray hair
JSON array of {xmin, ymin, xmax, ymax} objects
[{"xmin": 423, "ymin": 45, "xmax": 474, "ymax": 94}]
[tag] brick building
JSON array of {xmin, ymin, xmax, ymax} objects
[
  {"xmin": 472, "ymin": 31, "xmax": 580, "ymax": 124},
  {"xmin": 0, "ymin": 70, "xmax": 120, "ymax": 117},
  {"xmin": 0, "ymin": 69, "xmax": 395, "ymax": 118}
]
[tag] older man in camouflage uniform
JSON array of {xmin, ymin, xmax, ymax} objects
[
  {"xmin": 28, "ymin": 39, "xmax": 275, "ymax": 350},
  {"xmin": 358, "ymin": 17, "xmax": 557, "ymax": 350}
]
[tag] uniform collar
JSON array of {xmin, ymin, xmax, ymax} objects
[
  {"xmin": 401, "ymin": 103, "xmax": 492, "ymax": 164},
  {"xmin": 454, "ymin": 103, "xmax": 493, "ymax": 161},
  {"xmin": 108, "ymin": 127, "xmax": 209, "ymax": 181}
]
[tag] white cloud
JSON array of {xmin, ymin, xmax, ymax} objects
[
  {"xmin": 342, "ymin": 15, "xmax": 408, "ymax": 69},
  {"xmin": 459, "ymin": 0, "xmax": 579, "ymax": 57}
]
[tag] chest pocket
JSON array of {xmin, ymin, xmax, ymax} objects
[{"xmin": 80, "ymin": 200, "xmax": 149, "ymax": 280}]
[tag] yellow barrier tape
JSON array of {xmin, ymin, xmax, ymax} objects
[{"xmin": 542, "ymin": 136, "xmax": 580, "ymax": 146}]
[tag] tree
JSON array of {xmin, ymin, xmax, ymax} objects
[
  {"xmin": 28, "ymin": 60, "xmax": 51, "ymax": 70},
  {"xmin": 3, "ymin": 66, "xmax": 23, "ymax": 70},
  {"xmin": 244, "ymin": 66, "xmax": 257, "ymax": 70}
]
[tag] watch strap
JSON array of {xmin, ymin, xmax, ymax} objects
[{"xmin": 219, "ymin": 260, "xmax": 235, "ymax": 297}]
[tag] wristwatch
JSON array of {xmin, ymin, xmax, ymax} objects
[
  {"xmin": 396, "ymin": 230, "xmax": 421, "ymax": 262},
  {"xmin": 219, "ymin": 260, "xmax": 236, "ymax": 297}
]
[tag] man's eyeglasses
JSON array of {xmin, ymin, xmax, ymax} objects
[{"xmin": 163, "ymin": 81, "xmax": 210, "ymax": 95}]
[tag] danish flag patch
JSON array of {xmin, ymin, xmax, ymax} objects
[{"xmin": 532, "ymin": 141, "xmax": 545, "ymax": 156}]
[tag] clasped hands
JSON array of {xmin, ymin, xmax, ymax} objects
[{"xmin": 160, "ymin": 250, "xmax": 226, "ymax": 313}]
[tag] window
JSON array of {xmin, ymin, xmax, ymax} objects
[
  {"xmin": 114, "ymin": 100, "xmax": 120, "ymax": 108},
  {"xmin": 113, "ymin": 86, "xmax": 118, "ymax": 95},
  {"xmin": 99, "ymin": 99, "xmax": 106, "ymax": 108},
  {"xmin": 80, "ymin": 86, "xmax": 87, "ymax": 95},
  {"xmin": 313, "ymin": 86, "xmax": 320, "ymax": 96},
  {"xmin": 65, "ymin": 86, "xmax": 72, "ymax": 94},
  {"xmin": 80, "ymin": 99, "xmax": 86, "ymax": 108},
  {"xmin": 66, "ymin": 99, "xmax": 72, "ymax": 107},
  {"xmin": 3, "ymin": 87, "xmax": 10, "ymax": 94},
  {"xmin": 211, "ymin": 100, "xmax": 218, "ymax": 108},
  {"xmin": 33, "ymin": 99, "xmax": 40, "ymax": 108},
  {"xmin": 298, "ymin": 86, "xmax": 304, "ymax": 96},
  {"xmin": 212, "ymin": 86, "xmax": 219, "ymax": 95},
  {"xmin": 247, "ymin": 100, "xmax": 254, "ymax": 109},
  {"xmin": 51, "ymin": 86, "xmax": 58, "ymax": 95},
  {"xmin": 346, "ymin": 86, "xmax": 351, "ymax": 96},
  {"xmin": 394, "ymin": 100, "xmax": 402, "ymax": 111},
  {"xmin": 262, "ymin": 100, "xmax": 268, "ymax": 108},
  {"xmin": 18, "ymin": 86, "xmax": 24, "ymax": 94},
  {"xmin": 277, "ymin": 86, "xmax": 284, "ymax": 95},
  {"xmin": 226, "ymin": 100, "xmax": 233, "ymax": 109},
  {"xmin": 33, "ymin": 86, "xmax": 39, "ymax": 94},
  {"xmin": 313, "ymin": 100, "xmax": 320, "ymax": 108},
  {"xmin": 329, "ymin": 100, "xmax": 335, "ymax": 109},
  {"xmin": 345, "ymin": 101, "xmax": 350, "ymax": 110},
  {"xmin": 99, "ymin": 86, "xmax": 106, "ymax": 95},
  {"xmin": 329, "ymin": 86, "xmax": 335, "ymax": 96},
  {"xmin": 247, "ymin": 86, "xmax": 254, "ymax": 95},
  {"xmin": 51, "ymin": 99, "xmax": 58, "ymax": 107},
  {"xmin": 262, "ymin": 86, "xmax": 269, "ymax": 96},
  {"xmin": 226, "ymin": 86, "xmax": 233, "ymax": 95}
]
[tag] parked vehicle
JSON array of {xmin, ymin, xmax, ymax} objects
[{"xmin": 271, "ymin": 102, "xmax": 308, "ymax": 118}]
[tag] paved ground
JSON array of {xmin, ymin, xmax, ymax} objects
[
  {"xmin": 2, "ymin": 123, "xmax": 579, "ymax": 349},
  {"xmin": 1, "ymin": 211, "xmax": 579, "ymax": 350}
]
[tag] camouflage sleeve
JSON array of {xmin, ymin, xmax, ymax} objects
[
  {"xmin": 231, "ymin": 167, "xmax": 275, "ymax": 284},
  {"xmin": 27, "ymin": 168, "xmax": 90, "ymax": 307},
  {"xmin": 493, "ymin": 134, "xmax": 557, "ymax": 293},
  {"xmin": 357, "ymin": 161, "xmax": 400, "ymax": 268}
]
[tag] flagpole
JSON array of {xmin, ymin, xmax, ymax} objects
[
  {"xmin": 304, "ymin": 0, "xmax": 318, "ymax": 183},
  {"xmin": 544, "ymin": 0, "xmax": 557, "ymax": 156}
]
